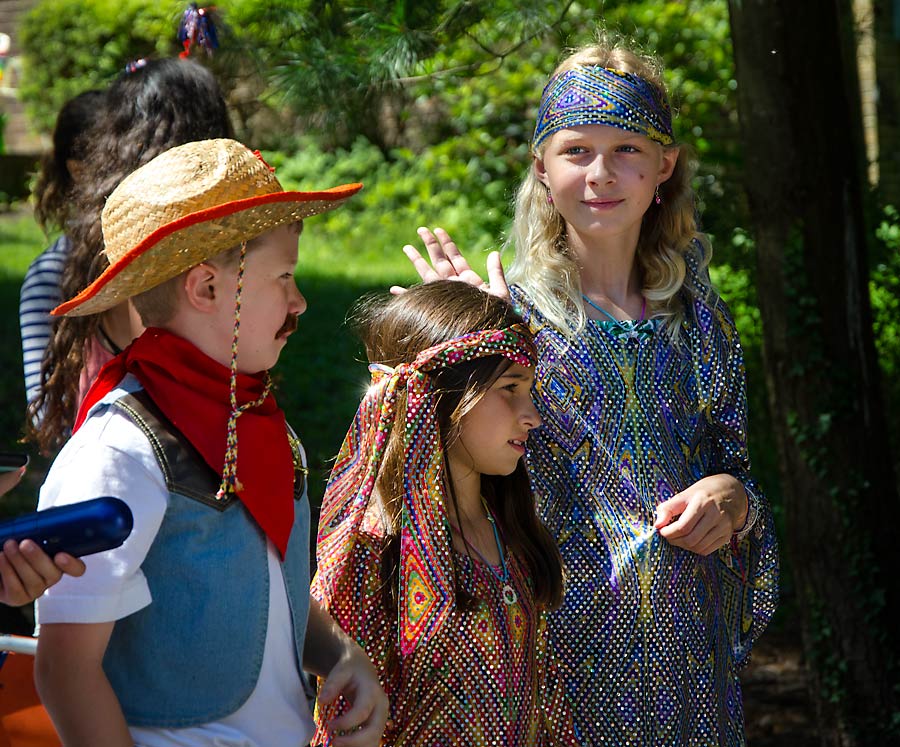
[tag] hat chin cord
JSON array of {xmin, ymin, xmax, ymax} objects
[{"xmin": 216, "ymin": 241, "xmax": 273, "ymax": 500}]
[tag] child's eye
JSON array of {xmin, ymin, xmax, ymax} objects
[
  {"xmin": 618, "ymin": 144, "xmax": 640, "ymax": 153},
  {"xmin": 564, "ymin": 145, "xmax": 587, "ymax": 155}
]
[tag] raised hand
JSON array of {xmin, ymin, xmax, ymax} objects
[{"xmin": 392, "ymin": 227, "xmax": 510, "ymax": 300}]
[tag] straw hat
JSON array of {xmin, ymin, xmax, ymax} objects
[{"xmin": 54, "ymin": 138, "xmax": 362, "ymax": 317}]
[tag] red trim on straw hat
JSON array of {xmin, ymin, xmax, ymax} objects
[{"xmin": 52, "ymin": 183, "xmax": 361, "ymax": 317}]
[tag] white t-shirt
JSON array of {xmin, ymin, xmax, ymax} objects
[{"xmin": 37, "ymin": 377, "xmax": 315, "ymax": 746}]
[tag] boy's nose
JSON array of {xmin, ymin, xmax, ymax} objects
[{"xmin": 291, "ymin": 284, "xmax": 307, "ymax": 316}]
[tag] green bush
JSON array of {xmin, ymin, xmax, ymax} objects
[
  {"xmin": 263, "ymin": 134, "xmax": 516, "ymax": 279},
  {"xmin": 872, "ymin": 205, "xmax": 900, "ymax": 374},
  {"xmin": 18, "ymin": 0, "xmax": 181, "ymax": 132},
  {"xmin": 871, "ymin": 205, "xmax": 900, "ymax": 467}
]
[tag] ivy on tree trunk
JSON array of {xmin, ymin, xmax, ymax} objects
[{"xmin": 727, "ymin": 0, "xmax": 900, "ymax": 744}]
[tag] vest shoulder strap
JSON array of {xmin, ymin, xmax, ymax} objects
[{"xmin": 113, "ymin": 390, "xmax": 233, "ymax": 511}]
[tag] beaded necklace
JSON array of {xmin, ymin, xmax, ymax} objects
[{"xmin": 450, "ymin": 498, "xmax": 517, "ymax": 605}]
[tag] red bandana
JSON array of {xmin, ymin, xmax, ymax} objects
[{"xmin": 75, "ymin": 328, "xmax": 295, "ymax": 558}]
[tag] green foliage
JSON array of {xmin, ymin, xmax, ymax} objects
[
  {"xmin": 872, "ymin": 205, "xmax": 900, "ymax": 377},
  {"xmin": 807, "ymin": 593, "xmax": 849, "ymax": 706},
  {"xmin": 710, "ymin": 238, "xmax": 779, "ymax": 506},
  {"xmin": 11, "ymin": 0, "xmax": 779, "ymax": 515},
  {"xmin": 228, "ymin": 0, "xmax": 583, "ymax": 148},
  {"xmin": 871, "ymin": 205, "xmax": 900, "ymax": 472},
  {"xmin": 263, "ymin": 135, "xmax": 513, "ymax": 280},
  {"xmin": 18, "ymin": 0, "xmax": 179, "ymax": 132},
  {"xmin": 0, "ymin": 212, "xmax": 48, "ymax": 275},
  {"xmin": 254, "ymin": 0, "xmax": 743, "ymax": 268},
  {"xmin": 19, "ymin": 0, "xmax": 742, "ymax": 246}
]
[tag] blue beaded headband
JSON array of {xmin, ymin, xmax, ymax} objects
[{"xmin": 532, "ymin": 66, "xmax": 674, "ymax": 152}]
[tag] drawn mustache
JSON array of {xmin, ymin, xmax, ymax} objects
[{"xmin": 277, "ymin": 313, "xmax": 299, "ymax": 338}]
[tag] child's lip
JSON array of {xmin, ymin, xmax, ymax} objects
[
  {"xmin": 583, "ymin": 198, "xmax": 624, "ymax": 207},
  {"xmin": 508, "ymin": 438, "xmax": 527, "ymax": 453}
]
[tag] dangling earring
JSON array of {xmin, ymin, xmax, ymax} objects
[
  {"xmin": 547, "ymin": 190, "xmax": 554, "ymax": 205},
  {"xmin": 654, "ymin": 185, "xmax": 662, "ymax": 205}
]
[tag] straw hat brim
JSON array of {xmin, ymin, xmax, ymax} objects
[{"xmin": 54, "ymin": 184, "xmax": 362, "ymax": 317}]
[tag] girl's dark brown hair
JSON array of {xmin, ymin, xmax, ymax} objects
[
  {"xmin": 352, "ymin": 281, "xmax": 564, "ymax": 613},
  {"xmin": 26, "ymin": 58, "xmax": 233, "ymax": 452},
  {"xmin": 32, "ymin": 89, "xmax": 106, "ymax": 232}
]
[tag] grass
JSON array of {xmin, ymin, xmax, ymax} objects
[
  {"xmin": 0, "ymin": 208, "xmax": 499, "ymax": 519},
  {"xmin": 0, "ymin": 211, "xmax": 49, "ymax": 511}
]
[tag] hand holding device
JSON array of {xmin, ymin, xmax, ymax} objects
[{"xmin": 0, "ymin": 497, "xmax": 133, "ymax": 558}]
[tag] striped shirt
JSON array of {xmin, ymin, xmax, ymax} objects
[{"xmin": 20, "ymin": 235, "xmax": 68, "ymax": 404}]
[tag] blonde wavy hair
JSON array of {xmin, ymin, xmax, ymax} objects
[{"xmin": 506, "ymin": 32, "xmax": 710, "ymax": 340}]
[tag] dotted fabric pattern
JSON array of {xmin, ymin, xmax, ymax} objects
[
  {"xmin": 311, "ymin": 533, "xmax": 579, "ymax": 745},
  {"xmin": 511, "ymin": 245, "xmax": 779, "ymax": 746}
]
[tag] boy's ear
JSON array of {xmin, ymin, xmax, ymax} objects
[{"xmin": 182, "ymin": 263, "xmax": 220, "ymax": 313}]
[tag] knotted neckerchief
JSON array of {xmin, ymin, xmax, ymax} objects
[
  {"xmin": 74, "ymin": 327, "xmax": 295, "ymax": 558},
  {"xmin": 316, "ymin": 325, "xmax": 536, "ymax": 656},
  {"xmin": 532, "ymin": 65, "xmax": 674, "ymax": 152}
]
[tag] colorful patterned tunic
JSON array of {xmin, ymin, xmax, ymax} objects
[
  {"xmin": 311, "ymin": 529, "xmax": 578, "ymax": 746},
  {"xmin": 511, "ymin": 252, "xmax": 779, "ymax": 746}
]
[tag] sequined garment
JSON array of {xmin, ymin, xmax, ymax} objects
[
  {"xmin": 511, "ymin": 252, "xmax": 779, "ymax": 746},
  {"xmin": 311, "ymin": 530, "xmax": 579, "ymax": 746}
]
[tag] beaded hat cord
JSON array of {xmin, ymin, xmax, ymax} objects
[{"xmin": 216, "ymin": 241, "xmax": 273, "ymax": 500}]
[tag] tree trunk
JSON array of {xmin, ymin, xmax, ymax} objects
[
  {"xmin": 874, "ymin": 0, "xmax": 900, "ymax": 206},
  {"xmin": 727, "ymin": 0, "xmax": 900, "ymax": 744}
]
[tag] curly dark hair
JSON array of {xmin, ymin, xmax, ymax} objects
[
  {"xmin": 26, "ymin": 58, "xmax": 234, "ymax": 453},
  {"xmin": 32, "ymin": 89, "xmax": 106, "ymax": 232}
]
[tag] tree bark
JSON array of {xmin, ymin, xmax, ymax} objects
[{"xmin": 727, "ymin": 0, "xmax": 900, "ymax": 744}]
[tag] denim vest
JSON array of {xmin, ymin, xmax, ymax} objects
[{"xmin": 101, "ymin": 389, "xmax": 311, "ymax": 728}]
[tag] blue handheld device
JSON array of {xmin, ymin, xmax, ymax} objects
[{"xmin": 0, "ymin": 497, "xmax": 134, "ymax": 558}]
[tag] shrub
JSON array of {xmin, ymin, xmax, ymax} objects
[{"xmin": 18, "ymin": 0, "xmax": 183, "ymax": 132}]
